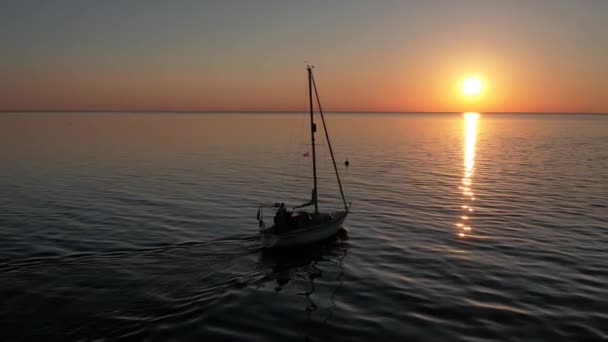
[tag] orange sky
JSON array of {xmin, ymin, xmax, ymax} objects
[{"xmin": 2, "ymin": 1, "xmax": 607, "ymax": 113}]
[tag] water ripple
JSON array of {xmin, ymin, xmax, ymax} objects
[{"xmin": 1, "ymin": 113, "xmax": 607, "ymax": 341}]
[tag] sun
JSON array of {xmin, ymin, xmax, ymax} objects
[{"xmin": 461, "ymin": 77, "xmax": 483, "ymax": 96}]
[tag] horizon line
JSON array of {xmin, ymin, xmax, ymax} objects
[{"xmin": 1, "ymin": 110, "xmax": 608, "ymax": 115}]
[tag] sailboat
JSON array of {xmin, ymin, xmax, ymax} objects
[{"xmin": 256, "ymin": 66, "xmax": 350, "ymax": 248}]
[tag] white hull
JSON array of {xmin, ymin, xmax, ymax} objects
[{"xmin": 260, "ymin": 211, "xmax": 348, "ymax": 248}]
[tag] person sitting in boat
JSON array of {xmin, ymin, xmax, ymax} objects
[{"xmin": 274, "ymin": 203, "xmax": 289, "ymax": 231}]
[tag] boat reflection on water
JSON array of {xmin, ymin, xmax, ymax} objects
[
  {"xmin": 258, "ymin": 230, "xmax": 348, "ymax": 291},
  {"xmin": 257, "ymin": 230, "xmax": 348, "ymax": 338},
  {"xmin": 457, "ymin": 112, "xmax": 479, "ymax": 238}
]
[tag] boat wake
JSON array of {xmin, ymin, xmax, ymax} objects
[{"xmin": 0, "ymin": 233, "xmax": 350, "ymax": 340}]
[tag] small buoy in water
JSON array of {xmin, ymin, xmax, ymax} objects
[
  {"xmin": 344, "ymin": 159, "xmax": 350, "ymax": 167},
  {"xmin": 338, "ymin": 227, "xmax": 349, "ymax": 240}
]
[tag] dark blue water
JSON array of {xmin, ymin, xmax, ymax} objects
[{"xmin": 1, "ymin": 113, "xmax": 607, "ymax": 341}]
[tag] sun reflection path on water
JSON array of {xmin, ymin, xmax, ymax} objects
[{"xmin": 457, "ymin": 112, "xmax": 479, "ymax": 238}]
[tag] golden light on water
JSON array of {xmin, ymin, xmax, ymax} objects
[
  {"xmin": 457, "ymin": 112, "xmax": 479, "ymax": 238},
  {"xmin": 464, "ymin": 112, "xmax": 479, "ymax": 179}
]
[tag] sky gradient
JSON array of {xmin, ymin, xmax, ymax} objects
[{"xmin": 1, "ymin": 0, "xmax": 607, "ymax": 113}]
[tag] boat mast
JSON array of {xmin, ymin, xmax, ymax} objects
[
  {"xmin": 311, "ymin": 72, "xmax": 348, "ymax": 210},
  {"xmin": 308, "ymin": 66, "xmax": 319, "ymax": 214}
]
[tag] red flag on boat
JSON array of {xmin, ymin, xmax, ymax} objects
[{"xmin": 303, "ymin": 152, "xmax": 310, "ymax": 157}]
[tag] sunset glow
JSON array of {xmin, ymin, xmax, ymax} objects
[
  {"xmin": 1, "ymin": 2, "xmax": 607, "ymax": 113},
  {"xmin": 462, "ymin": 77, "xmax": 483, "ymax": 96},
  {"xmin": 1, "ymin": 2, "xmax": 607, "ymax": 340}
]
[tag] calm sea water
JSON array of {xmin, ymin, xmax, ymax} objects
[{"xmin": 1, "ymin": 113, "xmax": 607, "ymax": 341}]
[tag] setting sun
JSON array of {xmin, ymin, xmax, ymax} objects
[{"xmin": 461, "ymin": 77, "xmax": 483, "ymax": 96}]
